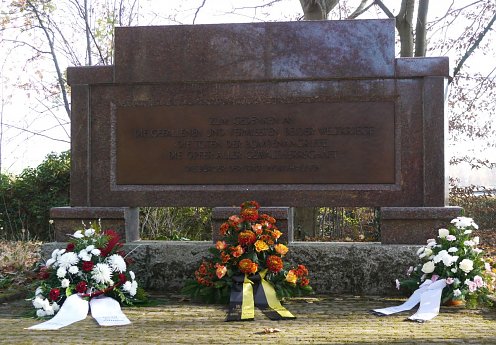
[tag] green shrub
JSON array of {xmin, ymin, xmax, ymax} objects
[
  {"xmin": 140, "ymin": 207, "xmax": 212, "ymax": 240},
  {"xmin": 0, "ymin": 151, "xmax": 70, "ymax": 241},
  {"xmin": 449, "ymin": 185, "xmax": 496, "ymax": 230}
]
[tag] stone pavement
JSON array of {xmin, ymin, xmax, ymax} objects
[{"xmin": 1, "ymin": 294, "xmax": 496, "ymax": 345}]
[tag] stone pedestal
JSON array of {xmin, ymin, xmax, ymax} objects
[
  {"xmin": 211, "ymin": 207, "xmax": 294, "ymax": 243},
  {"xmin": 50, "ymin": 207, "xmax": 140, "ymax": 242},
  {"xmin": 380, "ymin": 207, "xmax": 463, "ymax": 244}
]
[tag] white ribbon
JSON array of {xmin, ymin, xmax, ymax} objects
[
  {"xmin": 372, "ymin": 279, "xmax": 447, "ymax": 322},
  {"xmin": 408, "ymin": 279, "xmax": 447, "ymax": 322},
  {"xmin": 28, "ymin": 294, "xmax": 131, "ymax": 330},
  {"xmin": 90, "ymin": 296, "xmax": 131, "ymax": 326},
  {"xmin": 27, "ymin": 294, "xmax": 89, "ymax": 330}
]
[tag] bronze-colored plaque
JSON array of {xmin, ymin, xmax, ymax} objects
[{"xmin": 115, "ymin": 102, "xmax": 395, "ymax": 185}]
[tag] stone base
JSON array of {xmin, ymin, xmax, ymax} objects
[
  {"xmin": 49, "ymin": 207, "xmax": 140, "ymax": 242},
  {"xmin": 380, "ymin": 206, "xmax": 463, "ymax": 244},
  {"xmin": 211, "ymin": 207, "xmax": 294, "ymax": 243},
  {"xmin": 41, "ymin": 241, "xmax": 418, "ymax": 295}
]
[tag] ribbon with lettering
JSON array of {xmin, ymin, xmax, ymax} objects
[
  {"xmin": 28, "ymin": 295, "xmax": 131, "ymax": 330},
  {"xmin": 372, "ymin": 279, "xmax": 447, "ymax": 322},
  {"xmin": 253, "ymin": 270, "xmax": 296, "ymax": 320},
  {"xmin": 226, "ymin": 274, "xmax": 255, "ymax": 322}
]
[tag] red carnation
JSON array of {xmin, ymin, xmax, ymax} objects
[
  {"xmin": 99, "ymin": 229, "xmax": 121, "ymax": 257},
  {"xmin": 119, "ymin": 273, "xmax": 127, "ymax": 283},
  {"xmin": 82, "ymin": 261, "xmax": 94, "ymax": 272},
  {"xmin": 66, "ymin": 243, "xmax": 75, "ymax": 252},
  {"xmin": 37, "ymin": 266, "xmax": 50, "ymax": 280},
  {"xmin": 49, "ymin": 288, "xmax": 60, "ymax": 301},
  {"xmin": 76, "ymin": 281, "xmax": 88, "ymax": 293}
]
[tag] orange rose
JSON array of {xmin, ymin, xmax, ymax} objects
[
  {"xmin": 219, "ymin": 222, "xmax": 230, "ymax": 236},
  {"xmin": 215, "ymin": 264, "xmax": 227, "ymax": 279},
  {"xmin": 216, "ymin": 240, "xmax": 228, "ymax": 251},
  {"xmin": 238, "ymin": 230, "xmax": 257, "ymax": 246},
  {"xmin": 254, "ymin": 240, "xmax": 269, "ymax": 252},
  {"xmin": 238, "ymin": 258, "xmax": 258, "ymax": 274},
  {"xmin": 272, "ymin": 229, "xmax": 282, "ymax": 240},
  {"xmin": 230, "ymin": 245, "xmax": 244, "ymax": 258},
  {"xmin": 274, "ymin": 243, "xmax": 289, "ymax": 256},
  {"xmin": 266, "ymin": 255, "xmax": 283, "ymax": 273},
  {"xmin": 221, "ymin": 252, "xmax": 231, "ymax": 263},
  {"xmin": 286, "ymin": 270, "xmax": 298, "ymax": 284},
  {"xmin": 252, "ymin": 223, "xmax": 263, "ymax": 235}
]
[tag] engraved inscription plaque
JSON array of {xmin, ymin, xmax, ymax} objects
[{"xmin": 115, "ymin": 102, "xmax": 395, "ymax": 185}]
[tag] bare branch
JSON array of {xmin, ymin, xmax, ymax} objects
[
  {"xmin": 348, "ymin": 0, "xmax": 374, "ymax": 19},
  {"xmin": 26, "ymin": 0, "xmax": 71, "ymax": 118},
  {"xmin": 3, "ymin": 123, "xmax": 70, "ymax": 143},
  {"xmin": 374, "ymin": 0, "xmax": 394, "ymax": 19},
  {"xmin": 300, "ymin": 0, "xmax": 339, "ymax": 20},
  {"xmin": 193, "ymin": 0, "xmax": 207, "ymax": 24},
  {"xmin": 452, "ymin": 10, "xmax": 496, "ymax": 82}
]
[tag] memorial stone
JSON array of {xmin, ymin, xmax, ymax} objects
[{"xmin": 50, "ymin": 19, "xmax": 461, "ymax": 244}]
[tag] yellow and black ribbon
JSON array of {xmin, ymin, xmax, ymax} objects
[
  {"xmin": 226, "ymin": 270, "xmax": 295, "ymax": 322},
  {"xmin": 226, "ymin": 274, "xmax": 254, "ymax": 322},
  {"xmin": 253, "ymin": 269, "xmax": 296, "ymax": 320}
]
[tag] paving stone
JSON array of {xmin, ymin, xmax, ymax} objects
[{"xmin": 1, "ymin": 294, "xmax": 496, "ymax": 344}]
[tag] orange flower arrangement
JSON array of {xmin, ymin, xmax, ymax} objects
[{"xmin": 183, "ymin": 201, "xmax": 313, "ymax": 303}]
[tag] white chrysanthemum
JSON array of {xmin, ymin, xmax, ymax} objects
[
  {"xmin": 451, "ymin": 216, "xmax": 478, "ymax": 229},
  {"xmin": 91, "ymin": 248, "xmax": 101, "ymax": 256},
  {"xmin": 35, "ymin": 287, "xmax": 43, "ymax": 296},
  {"xmin": 122, "ymin": 281, "xmax": 132, "ymax": 293},
  {"xmin": 44, "ymin": 305, "xmax": 55, "ymax": 316},
  {"xmin": 448, "ymin": 247, "xmax": 458, "ymax": 253},
  {"xmin": 130, "ymin": 281, "xmax": 138, "ymax": 296},
  {"xmin": 473, "ymin": 236, "xmax": 480, "ymax": 245},
  {"xmin": 33, "ymin": 296, "xmax": 45, "ymax": 309},
  {"xmin": 91, "ymin": 263, "xmax": 113, "ymax": 284},
  {"xmin": 45, "ymin": 258, "xmax": 56, "ymax": 268},
  {"xmin": 78, "ymin": 250, "xmax": 92, "ymax": 261},
  {"xmin": 84, "ymin": 228, "xmax": 96, "ymax": 237},
  {"xmin": 453, "ymin": 289, "xmax": 462, "ymax": 297},
  {"xmin": 129, "ymin": 271, "xmax": 135, "ymax": 280},
  {"xmin": 57, "ymin": 252, "xmax": 79, "ymax": 269},
  {"xmin": 57, "ymin": 267, "xmax": 67, "ymax": 278},
  {"xmin": 52, "ymin": 302, "xmax": 60, "ymax": 312},
  {"xmin": 464, "ymin": 240, "xmax": 475, "ymax": 247},
  {"xmin": 73, "ymin": 230, "xmax": 84, "ymax": 238},
  {"xmin": 107, "ymin": 254, "xmax": 127, "ymax": 273},
  {"xmin": 51, "ymin": 248, "xmax": 60, "ymax": 259},
  {"xmin": 68, "ymin": 266, "xmax": 79, "ymax": 274},
  {"xmin": 61, "ymin": 278, "xmax": 70, "ymax": 288},
  {"xmin": 36, "ymin": 309, "xmax": 47, "ymax": 317},
  {"xmin": 86, "ymin": 245, "xmax": 95, "ymax": 252}
]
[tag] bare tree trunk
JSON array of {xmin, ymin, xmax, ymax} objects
[
  {"xmin": 26, "ymin": 0, "xmax": 71, "ymax": 119},
  {"xmin": 415, "ymin": 0, "xmax": 429, "ymax": 57},
  {"xmin": 299, "ymin": 0, "xmax": 339, "ymax": 20},
  {"xmin": 396, "ymin": 0, "xmax": 415, "ymax": 57},
  {"xmin": 84, "ymin": 0, "xmax": 92, "ymax": 65}
]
